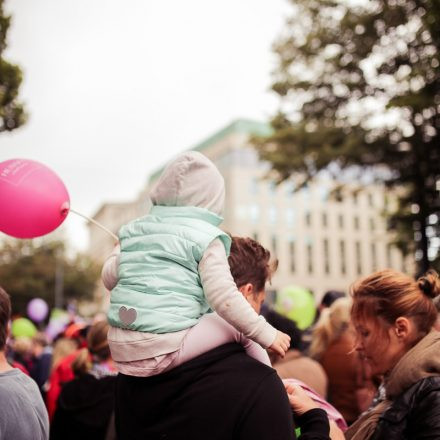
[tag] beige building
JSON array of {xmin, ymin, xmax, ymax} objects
[
  {"xmin": 88, "ymin": 199, "xmax": 149, "ymax": 263},
  {"xmin": 88, "ymin": 118, "xmax": 411, "ymax": 303}
]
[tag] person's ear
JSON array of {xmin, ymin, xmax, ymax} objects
[
  {"xmin": 394, "ymin": 317, "xmax": 411, "ymax": 342},
  {"xmin": 239, "ymin": 283, "xmax": 254, "ymax": 300}
]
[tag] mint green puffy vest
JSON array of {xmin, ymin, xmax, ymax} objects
[{"xmin": 107, "ymin": 205, "xmax": 231, "ymax": 333}]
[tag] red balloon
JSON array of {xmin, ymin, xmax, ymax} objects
[{"xmin": 0, "ymin": 159, "xmax": 70, "ymax": 238}]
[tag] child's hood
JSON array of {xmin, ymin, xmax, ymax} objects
[{"xmin": 149, "ymin": 151, "xmax": 225, "ymax": 216}]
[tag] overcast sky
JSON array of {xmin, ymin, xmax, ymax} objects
[{"xmin": 0, "ymin": 0, "xmax": 290, "ymax": 251}]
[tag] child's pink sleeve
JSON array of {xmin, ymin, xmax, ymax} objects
[
  {"xmin": 168, "ymin": 313, "xmax": 271, "ymax": 368},
  {"xmin": 101, "ymin": 244, "xmax": 120, "ymax": 290}
]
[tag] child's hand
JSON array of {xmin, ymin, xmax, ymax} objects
[
  {"xmin": 268, "ymin": 331, "xmax": 290, "ymax": 357},
  {"xmin": 285, "ymin": 383, "xmax": 319, "ymax": 416}
]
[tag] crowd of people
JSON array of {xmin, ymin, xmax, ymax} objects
[{"xmin": 1, "ymin": 151, "xmax": 440, "ymax": 439}]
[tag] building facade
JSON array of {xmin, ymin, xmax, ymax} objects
[{"xmin": 88, "ymin": 119, "xmax": 411, "ymax": 302}]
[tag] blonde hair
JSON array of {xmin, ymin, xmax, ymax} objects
[
  {"xmin": 51, "ymin": 337, "xmax": 78, "ymax": 373},
  {"xmin": 13, "ymin": 336, "xmax": 32, "ymax": 356},
  {"xmin": 309, "ymin": 297, "xmax": 352, "ymax": 360}
]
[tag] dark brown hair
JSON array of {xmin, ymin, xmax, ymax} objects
[
  {"xmin": 351, "ymin": 269, "xmax": 440, "ymax": 341},
  {"xmin": 228, "ymin": 236, "xmax": 276, "ymax": 293},
  {"xmin": 0, "ymin": 287, "xmax": 11, "ymax": 351}
]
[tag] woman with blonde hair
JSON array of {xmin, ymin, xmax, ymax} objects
[
  {"xmin": 346, "ymin": 269, "xmax": 440, "ymax": 440},
  {"xmin": 309, "ymin": 297, "xmax": 376, "ymax": 425},
  {"xmin": 309, "ymin": 297, "xmax": 351, "ymax": 361}
]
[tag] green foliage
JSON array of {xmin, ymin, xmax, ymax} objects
[
  {"xmin": 0, "ymin": 0, "xmax": 26, "ymax": 132},
  {"xmin": 255, "ymin": 0, "xmax": 440, "ymax": 273},
  {"xmin": 0, "ymin": 240, "xmax": 100, "ymax": 314}
]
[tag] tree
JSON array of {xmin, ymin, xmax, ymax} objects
[
  {"xmin": 0, "ymin": 240, "xmax": 100, "ymax": 315},
  {"xmin": 255, "ymin": 0, "xmax": 440, "ymax": 274},
  {"xmin": 0, "ymin": 0, "xmax": 26, "ymax": 132}
]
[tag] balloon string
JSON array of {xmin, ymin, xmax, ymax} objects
[{"xmin": 69, "ymin": 208, "xmax": 118, "ymax": 241}]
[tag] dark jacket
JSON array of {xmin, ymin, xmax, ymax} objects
[
  {"xmin": 115, "ymin": 343, "xmax": 330, "ymax": 440},
  {"xmin": 371, "ymin": 376, "xmax": 440, "ymax": 439},
  {"xmin": 30, "ymin": 349, "xmax": 52, "ymax": 398},
  {"xmin": 50, "ymin": 373, "xmax": 116, "ymax": 440}
]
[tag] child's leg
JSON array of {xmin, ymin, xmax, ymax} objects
[{"xmin": 166, "ymin": 313, "xmax": 271, "ymax": 370}]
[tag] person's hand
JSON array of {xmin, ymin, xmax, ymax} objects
[
  {"xmin": 285, "ymin": 383, "xmax": 319, "ymax": 416},
  {"xmin": 268, "ymin": 331, "xmax": 290, "ymax": 357}
]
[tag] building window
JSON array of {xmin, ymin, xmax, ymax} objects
[
  {"xmin": 249, "ymin": 177, "xmax": 259, "ymax": 195},
  {"xmin": 302, "ymin": 186, "xmax": 311, "ymax": 203},
  {"xmin": 268, "ymin": 181, "xmax": 277, "ymax": 195},
  {"xmin": 285, "ymin": 181, "xmax": 294, "ymax": 197},
  {"xmin": 230, "ymin": 148, "xmax": 259, "ymax": 167},
  {"xmin": 323, "ymin": 239, "xmax": 330, "ymax": 275},
  {"xmin": 318, "ymin": 186, "xmax": 329, "ymax": 202},
  {"xmin": 289, "ymin": 239, "xmax": 295, "ymax": 273},
  {"xmin": 401, "ymin": 254, "xmax": 407, "ymax": 273},
  {"xmin": 368, "ymin": 193, "xmax": 374, "ymax": 207},
  {"xmin": 338, "ymin": 214, "xmax": 344, "ymax": 229},
  {"xmin": 353, "ymin": 192, "xmax": 358, "ymax": 205},
  {"xmin": 286, "ymin": 208, "xmax": 295, "ymax": 226},
  {"xmin": 386, "ymin": 243, "xmax": 392, "ymax": 268},
  {"xmin": 369, "ymin": 218, "xmax": 375, "ymax": 231},
  {"xmin": 271, "ymin": 235, "xmax": 277, "ymax": 256},
  {"xmin": 371, "ymin": 242, "xmax": 377, "ymax": 271},
  {"xmin": 354, "ymin": 216, "xmax": 360, "ymax": 230},
  {"xmin": 305, "ymin": 211, "xmax": 312, "ymax": 227},
  {"xmin": 384, "ymin": 195, "xmax": 389, "ymax": 211},
  {"xmin": 269, "ymin": 206, "xmax": 277, "ymax": 224},
  {"xmin": 307, "ymin": 242, "xmax": 313, "ymax": 274},
  {"xmin": 253, "ymin": 232, "xmax": 259, "ymax": 242},
  {"xmin": 249, "ymin": 204, "xmax": 260, "ymax": 224},
  {"xmin": 355, "ymin": 241, "xmax": 362, "ymax": 275},
  {"xmin": 340, "ymin": 240, "xmax": 346, "ymax": 275},
  {"xmin": 322, "ymin": 212, "xmax": 328, "ymax": 228}
]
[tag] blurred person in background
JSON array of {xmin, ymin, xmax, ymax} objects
[
  {"xmin": 265, "ymin": 309, "xmax": 347, "ymax": 432},
  {"xmin": 51, "ymin": 319, "xmax": 117, "ymax": 440},
  {"xmin": 0, "ymin": 286, "xmax": 49, "ymax": 440},
  {"xmin": 7, "ymin": 335, "xmax": 33, "ymax": 374},
  {"xmin": 50, "ymin": 337, "xmax": 78, "ymax": 375},
  {"xmin": 309, "ymin": 297, "xmax": 376, "ymax": 425},
  {"xmin": 46, "ymin": 322, "xmax": 89, "ymax": 420},
  {"xmin": 346, "ymin": 270, "xmax": 440, "ymax": 440},
  {"xmin": 319, "ymin": 290, "xmax": 346, "ymax": 315},
  {"xmin": 29, "ymin": 332, "xmax": 53, "ymax": 399},
  {"xmin": 302, "ymin": 290, "xmax": 347, "ymax": 352},
  {"xmin": 266, "ymin": 309, "xmax": 328, "ymax": 399}
]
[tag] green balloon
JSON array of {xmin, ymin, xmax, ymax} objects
[
  {"xmin": 50, "ymin": 308, "xmax": 68, "ymax": 321},
  {"xmin": 11, "ymin": 317, "xmax": 37, "ymax": 338},
  {"xmin": 275, "ymin": 286, "xmax": 316, "ymax": 330}
]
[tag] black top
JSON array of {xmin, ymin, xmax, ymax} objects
[
  {"xmin": 115, "ymin": 343, "xmax": 330, "ymax": 440},
  {"xmin": 51, "ymin": 373, "xmax": 116, "ymax": 440},
  {"xmin": 371, "ymin": 376, "xmax": 440, "ymax": 440}
]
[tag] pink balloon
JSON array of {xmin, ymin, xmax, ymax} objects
[{"xmin": 0, "ymin": 159, "xmax": 70, "ymax": 238}]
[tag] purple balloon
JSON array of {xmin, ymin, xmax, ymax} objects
[
  {"xmin": 45, "ymin": 319, "xmax": 67, "ymax": 342},
  {"xmin": 27, "ymin": 298, "xmax": 49, "ymax": 323}
]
